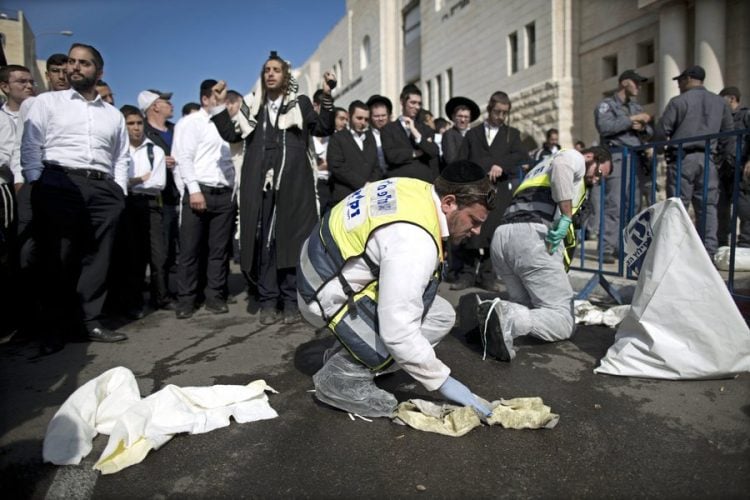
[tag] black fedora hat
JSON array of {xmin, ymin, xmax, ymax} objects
[
  {"xmin": 366, "ymin": 94, "xmax": 393, "ymax": 115},
  {"xmin": 445, "ymin": 96, "xmax": 480, "ymax": 122}
]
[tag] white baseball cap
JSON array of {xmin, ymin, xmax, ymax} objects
[{"xmin": 137, "ymin": 89, "xmax": 173, "ymax": 112}]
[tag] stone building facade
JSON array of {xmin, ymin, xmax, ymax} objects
[
  {"xmin": 0, "ymin": 10, "xmax": 47, "ymax": 92},
  {"xmin": 293, "ymin": 0, "xmax": 748, "ymax": 150}
]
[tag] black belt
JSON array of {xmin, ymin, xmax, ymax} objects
[
  {"xmin": 199, "ymin": 184, "xmax": 231, "ymax": 195},
  {"xmin": 44, "ymin": 162, "xmax": 112, "ymax": 181},
  {"xmin": 129, "ymin": 192, "xmax": 158, "ymax": 200}
]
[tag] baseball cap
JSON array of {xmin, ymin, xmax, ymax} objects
[
  {"xmin": 618, "ymin": 70, "xmax": 648, "ymax": 83},
  {"xmin": 673, "ymin": 65, "xmax": 706, "ymax": 81},
  {"xmin": 137, "ymin": 89, "xmax": 173, "ymax": 112}
]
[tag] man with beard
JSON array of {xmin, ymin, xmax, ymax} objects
[
  {"xmin": 479, "ymin": 147, "xmax": 612, "ymax": 362},
  {"xmin": 297, "ymin": 161, "xmax": 494, "ymax": 418},
  {"xmin": 455, "ymin": 91, "xmax": 528, "ymax": 291},
  {"xmin": 381, "ymin": 84, "xmax": 440, "ymax": 182},
  {"xmin": 210, "ymin": 51, "xmax": 335, "ymax": 325},
  {"xmin": 22, "ymin": 43, "xmax": 129, "ymax": 351}
]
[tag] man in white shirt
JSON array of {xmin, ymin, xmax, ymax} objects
[
  {"xmin": 172, "ymin": 79, "xmax": 236, "ymax": 319},
  {"xmin": 109, "ymin": 105, "xmax": 167, "ymax": 320},
  {"xmin": 480, "ymin": 147, "xmax": 612, "ymax": 362},
  {"xmin": 21, "ymin": 43, "xmax": 129, "ymax": 349},
  {"xmin": 298, "ymin": 161, "xmax": 495, "ymax": 418}
]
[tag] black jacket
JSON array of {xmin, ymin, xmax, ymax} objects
[
  {"xmin": 381, "ymin": 119, "xmax": 440, "ymax": 182},
  {"xmin": 326, "ymin": 128, "xmax": 381, "ymax": 204}
]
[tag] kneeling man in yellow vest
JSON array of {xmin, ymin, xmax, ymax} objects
[{"xmin": 298, "ymin": 161, "xmax": 495, "ymax": 417}]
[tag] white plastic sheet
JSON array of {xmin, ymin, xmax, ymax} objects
[
  {"xmin": 595, "ymin": 198, "xmax": 750, "ymax": 379},
  {"xmin": 714, "ymin": 246, "xmax": 750, "ymax": 271},
  {"xmin": 43, "ymin": 367, "xmax": 278, "ymax": 474}
]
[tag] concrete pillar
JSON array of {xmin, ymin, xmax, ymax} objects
[
  {"xmin": 694, "ymin": 0, "xmax": 726, "ymax": 93},
  {"xmin": 658, "ymin": 2, "xmax": 688, "ymax": 112}
]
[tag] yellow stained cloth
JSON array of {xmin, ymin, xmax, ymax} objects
[{"xmin": 394, "ymin": 397, "xmax": 559, "ymax": 436}]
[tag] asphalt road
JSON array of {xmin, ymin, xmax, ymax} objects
[{"xmin": 1, "ymin": 272, "xmax": 749, "ymax": 499}]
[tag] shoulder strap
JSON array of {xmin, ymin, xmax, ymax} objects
[{"xmin": 146, "ymin": 143, "xmax": 154, "ymax": 170}]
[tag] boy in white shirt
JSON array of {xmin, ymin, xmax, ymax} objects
[{"xmin": 112, "ymin": 105, "xmax": 167, "ymax": 318}]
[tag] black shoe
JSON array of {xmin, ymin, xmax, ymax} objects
[
  {"xmin": 87, "ymin": 327, "xmax": 128, "ymax": 343},
  {"xmin": 259, "ymin": 308, "xmax": 279, "ymax": 325},
  {"xmin": 175, "ymin": 307, "xmax": 194, "ymax": 319},
  {"xmin": 153, "ymin": 298, "xmax": 176, "ymax": 311},
  {"xmin": 283, "ymin": 310, "xmax": 301, "ymax": 325},
  {"xmin": 205, "ymin": 300, "xmax": 229, "ymax": 315},
  {"xmin": 226, "ymin": 295, "xmax": 238, "ymax": 305},
  {"xmin": 602, "ymin": 251, "xmax": 617, "ymax": 264}
]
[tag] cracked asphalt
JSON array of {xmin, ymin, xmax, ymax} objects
[{"xmin": 1, "ymin": 269, "xmax": 749, "ymax": 499}]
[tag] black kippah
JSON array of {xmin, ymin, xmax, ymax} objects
[{"xmin": 439, "ymin": 160, "xmax": 486, "ymax": 184}]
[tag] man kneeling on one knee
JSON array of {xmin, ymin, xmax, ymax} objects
[
  {"xmin": 480, "ymin": 147, "xmax": 612, "ymax": 361},
  {"xmin": 297, "ymin": 161, "xmax": 495, "ymax": 418}
]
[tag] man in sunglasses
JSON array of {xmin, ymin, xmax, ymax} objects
[
  {"xmin": 297, "ymin": 160, "xmax": 495, "ymax": 418},
  {"xmin": 479, "ymin": 146, "xmax": 612, "ymax": 362}
]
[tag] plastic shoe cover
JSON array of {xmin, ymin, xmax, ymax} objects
[
  {"xmin": 476, "ymin": 295, "xmax": 516, "ymax": 362},
  {"xmin": 313, "ymin": 351, "xmax": 398, "ymax": 418}
]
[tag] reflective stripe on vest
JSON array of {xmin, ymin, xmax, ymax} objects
[
  {"xmin": 297, "ymin": 178, "xmax": 444, "ymax": 370},
  {"xmin": 504, "ymin": 151, "xmax": 587, "ymax": 271}
]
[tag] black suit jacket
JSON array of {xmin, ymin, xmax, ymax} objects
[
  {"xmin": 144, "ymin": 120, "xmax": 179, "ymax": 204},
  {"xmin": 381, "ymin": 118, "xmax": 440, "ymax": 182},
  {"xmin": 327, "ymin": 128, "xmax": 381, "ymax": 203},
  {"xmin": 459, "ymin": 123, "xmax": 528, "ymax": 248},
  {"xmin": 441, "ymin": 127, "xmax": 465, "ymax": 165}
]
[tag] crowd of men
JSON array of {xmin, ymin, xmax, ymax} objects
[{"xmin": 0, "ymin": 42, "xmax": 748, "ymax": 415}]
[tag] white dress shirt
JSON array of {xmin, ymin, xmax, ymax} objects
[
  {"xmin": 173, "ymin": 108, "xmax": 235, "ymax": 195},
  {"xmin": 484, "ymin": 121, "xmax": 499, "ymax": 145},
  {"xmin": 266, "ymin": 96, "xmax": 283, "ymax": 126},
  {"xmin": 10, "ymin": 96, "xmax": 35, "ymax": 184},
  {"xmin": 298, "ymin": 188, "xmax": 451, "ymax": 390},
  {"xmin": 21, "ymin": 88, "xmax": 130, "ymax": 193},
  {"xmin": 0, "ymin": 112, "xmax": 13, "ymax": 179},
  {"xmin": 350, "ymin": 127, "xmax": 366, "ymax": 151},
  {"xmin": 128, "ymin": 138, "xmax": 167, "ymax": 196}
]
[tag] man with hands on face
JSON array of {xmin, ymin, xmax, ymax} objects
[
  {"xmin": 381, "ymin": 84, "xmax": 440, "ymax": 182},
  {"xmin": 210, "ymin": 51, "xmax": 336, "ymax": 325}
]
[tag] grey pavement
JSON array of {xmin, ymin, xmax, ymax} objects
[{"xmin": 1, "ymin": 262, "xmax": 749, "ymax": 499}]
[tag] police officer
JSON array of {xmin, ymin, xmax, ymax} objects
[
  {"xmin": 655, "ymin": 65, "xmax": 735, "ymax": 258},
  {"xmin": 594, "ymin": 69, "xmax": 652, "ymax": 263},
  {"xmin": 718, "ymin": 87, "xmax": 750, "ymax": 246},
  {"xmin": 297, "ymin": 161, "xmax": 494, "ymax": 418}
]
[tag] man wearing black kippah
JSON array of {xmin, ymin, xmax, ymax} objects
[{"xmin": 297, "ymin": 161, "xmax": 495, "ymax": 418}]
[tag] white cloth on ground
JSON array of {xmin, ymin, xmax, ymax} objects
[
  {"xmin": 596, "ymin": 198, "xmax": 750, "ymax": 379},
  {"xmin": 42, "ymin": 367, "xmax": 278, "ymax": 474}
]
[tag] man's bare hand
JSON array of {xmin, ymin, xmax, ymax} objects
[
  {"xmin": 212, "ymin": 80, "xmax": 227, "ymax": 106},
  {"xmin": 489, "ymin": 165, "xmax": 503, "ymax": 183},
  {"xmin": 165, "ymin": 156, "xmax": 177, "ymax": 169},
  {"xmin": 14, "ymin": 182, "xmax": 23, "ymax": 193},
  {"xmin": 189, "ymin": 192, "xmax": 207, "ymax": 212},
  {"xmin": 322, "ymin": 71, "xmax": 337, "ymax": 95}
]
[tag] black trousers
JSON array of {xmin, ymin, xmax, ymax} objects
[
  {"xmin": 176, "ymin": 186, "xmax": 236, "ymax": 307},
  {"xmin": 32, "ymin": 168, "xmax": 124, "ymax": 335},
  {"xmin": 257, "ymin": 188, "xmax": 298, "ymax": 312},
  {"xmin": 0, "ymin": 183, "xmax": 18, "ymax": 335},
  {"xmin": 111, "ymin": 194, "xmax": 168, "ymax": 310}
]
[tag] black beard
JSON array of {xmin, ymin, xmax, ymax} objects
[{"xmin": 69, "ymin": 73, "xmax": 97, "ymax": 93}]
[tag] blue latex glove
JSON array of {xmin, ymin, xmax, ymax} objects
[
  {"xmin": 545, "ymin": 214, "xmax": 572, "ymax": 254},
  {"xmin": 438, "ymin": 376, "xmax": 492, "ymax": 417}
]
